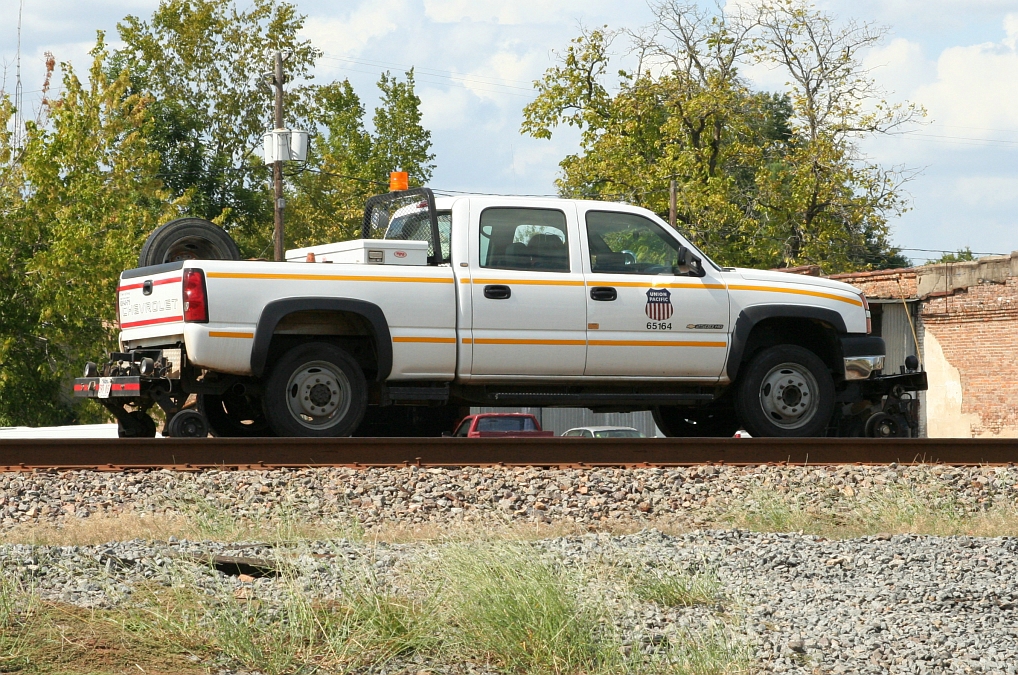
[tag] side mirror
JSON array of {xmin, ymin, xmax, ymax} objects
[
  {"xmin": 688, "ymin": 254, "xmax": 705, "ymax": 277},
  {"xmin": 441, "ymin": 431, "xmax": 453, "ymax": 437},
  {"xmin": 676, "ymin": 247, "xmax": 706, "ymax": 277}
]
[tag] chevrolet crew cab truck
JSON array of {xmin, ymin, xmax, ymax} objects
[{"xmin": 74, "ymin": 188, "xmax": 926, "ymax": 438}]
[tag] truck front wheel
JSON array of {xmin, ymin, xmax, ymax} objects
[
  {"xmin": 263, "ymin": 343, "xmax": 368, "ymax": 437},
  {"xmin": 734, "ymin": 345, "xmax": 835, "ymax": 437}
]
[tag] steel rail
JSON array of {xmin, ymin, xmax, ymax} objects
[{"xmin": 1, "ymin": 437, "xmax": 1017, "ymax": 471}]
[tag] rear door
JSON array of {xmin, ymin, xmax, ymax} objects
[
  {"xmin": 467, "ymin": 200, "xmax": 587, "ymax": 376},
  {"xmin": 579, "ymin": 207, "xmax": 730, "ymax": 379}
]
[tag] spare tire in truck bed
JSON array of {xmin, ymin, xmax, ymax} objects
[{"xmin": 138, "ymin": 217, "xmax": 241, "ymax": 267}]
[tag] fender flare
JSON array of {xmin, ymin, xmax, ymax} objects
[
  {"xmin": 250, "ymin": 298, "xmax": 393, "ymax": 381},
  {"xmin": 726, "ymin": 305, "xmax": 847, "ymax": 381}
]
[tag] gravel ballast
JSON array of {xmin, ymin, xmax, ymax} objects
[
  {"xmin": 0, "ymin": 463, "xmax": 1015, "ymax": 530},
  {"xmin": 2, "ymin": 530, "xmax": 1017, "ymax": 674},
  {"xmin": 3, "ymin": 464, "xmax": 1018, "ymax": 673}
]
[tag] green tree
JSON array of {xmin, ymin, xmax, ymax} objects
[
  {"xmin": 523, "ymin": 0, "xmax": 920, "ymax": 273},
  {"xmin": 0, "ymin": 39, "xmax": 173, "ymax": 425},
  {"xmin": 113, "ymin": 0, "xmax": 320, "ymax": 256},
  {"xmin": 286, "ymin": 70, "xmax": 435, "ymax": 248},
  {"xmin": 931, "ymin": 247, "xmax": 975, "ymax": 264}
]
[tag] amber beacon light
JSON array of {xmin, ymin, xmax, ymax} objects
[{"xmin": 389, "ymin": 171, "xmax": 409, "ymax": 192}]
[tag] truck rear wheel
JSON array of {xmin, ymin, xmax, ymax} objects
[
  {"xmin": 138, "ymin": 217, "xmax": 240, "ymax": 267},
  {"xmin": 735, "ymin": 345, "xmax": 835, "ymax": 437},
  {"xmin": 262, "ymin": 343, "xmax": 367, "ymax": 437}
]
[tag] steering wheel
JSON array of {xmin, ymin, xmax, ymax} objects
[{"xmin": 621, "ymin": 250, "xmax": 637, "ymax": 266}]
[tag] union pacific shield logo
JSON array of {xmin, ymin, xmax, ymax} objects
[{"xmin": 645, "ymin": 288, "xmax": 673, "ymax": 320}]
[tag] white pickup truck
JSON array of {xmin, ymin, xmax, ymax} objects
[{"xmin": 74, "ymin": 188, "xmax": 926, "ymax": 438}]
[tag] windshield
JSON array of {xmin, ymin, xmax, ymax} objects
[
  {"xmin": 592, "ymin": 429, "xmax": 644, "ymax": 438},
  {"xmin": 476, "ymin": 416, "xmax": 537, "ymax": 432}
]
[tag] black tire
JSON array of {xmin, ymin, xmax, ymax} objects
[
  {"xmin": 198, "ymin": 388, "xmax": 275, "ymax": 438},
  {"xmin": 165, "ymin": 410, "xmax": 210, "ymax": 438},
  {"xmin": 118, "ymin": 410, "xmax": 157, "ymax": 438},
  {"xmin": 138, "ymin": 217, "xmax": 241, "ymax": 267},
  {"xmin": 354, "ymin": 404, "xmax": 464, "ymax": 437},
  {"xmin": 734, "ymin": 345, "xmax": 835, "ymax": 437},
  {"xmin": 653, "ymin": 404, "xmax": 739, "ymax": 437},
  {"xmin": 262, "ymin": 342, "xmax": 368, "ymax": 437}
]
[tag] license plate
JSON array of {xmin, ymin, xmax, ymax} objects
[{"xmin": 97, "ymin": 377, "xmax": 112, "ymax": 399}]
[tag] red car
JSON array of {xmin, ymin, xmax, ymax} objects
[{"xmin": 449, "ymin": 413, "xmax": 554, "ymax": 438}]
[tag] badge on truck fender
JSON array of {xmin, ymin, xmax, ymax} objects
[{"xmin": 645, "ymin": 289, "xmax": 673, "ymax": 321}]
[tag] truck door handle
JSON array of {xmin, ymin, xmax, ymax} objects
[
  {"xmin": 590, "ymin": 286, "xmax": 617, "ymax": 301},
  {"xmin": 484, "ymin": 285, "xmax": 512, "ymax": 300}
]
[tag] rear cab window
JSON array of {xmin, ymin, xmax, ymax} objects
[{"xmin": 479, "ymin": 208, "xmax": 569, "ymax": 272}]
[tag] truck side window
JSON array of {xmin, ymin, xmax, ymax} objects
[
  {"xmin": 586, "ymin": 211, "xmax": 682, "ymax": 275},
  {"xmin": 453, "ymin": 419, "xmax": 471, "ymax": 437},
  {"xmin": 479, "ymin": 208, "xmax": 569, "ymax": 272}
]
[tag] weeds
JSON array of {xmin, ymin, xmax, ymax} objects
[
  {"xmin": 629, "ymin": 566, "xmax": 721, "ymax": 608},
  {"xmin": 437, "ymin": 543, "xmax": 615, "ymax": 673},
  {"xmin": 722, "ymin": 483, "xmax": 1018, "ymax": 538},
  {"xmin": 0, "ymin": 569, "xmax": 36, "ymax": 670}
]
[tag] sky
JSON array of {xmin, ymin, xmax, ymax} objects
[{"xmin": 2, "ymin": 0, "xmax": 1018, "ymax": 264}]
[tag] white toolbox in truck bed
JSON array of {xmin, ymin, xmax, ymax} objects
[{"xmin": 284, "ymin": 239, "xmax": 429, "ymax": 265}]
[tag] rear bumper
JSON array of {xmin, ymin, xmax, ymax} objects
[{"xmin": 73, "ymin": 376, "xmax": 141, "ymax": 398}]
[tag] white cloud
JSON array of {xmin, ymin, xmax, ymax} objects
[
  {"xmin": 422, "ymin": 0, "xmax": 618, "ymax": 25},
  {"xmin": 300, "ymin": 0, "xmax": 410, "ymax": 59},
  {"xmin": 863, "ymin": 38, "xmax": 934, "ymax": 99},
  {"xmin": 912, "ymin": 14, "xmax": 1018, "ymax": 135}
]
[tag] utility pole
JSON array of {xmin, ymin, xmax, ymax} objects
[
  {"xmin": 669, "ymin": 179, "xmax": 677, "ymax": 229},
  {"xmin": 272, "ymin": 51, "xmax": 285, "ymax": 262}
]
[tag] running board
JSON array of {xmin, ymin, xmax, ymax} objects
[{"xmin": 486, "ymin": 392, "xmax": 714, "ymax": 405}]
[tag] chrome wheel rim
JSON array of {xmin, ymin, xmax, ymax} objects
[
  {"xmin": 284, "ymin": 360, "xmax": 351, "ymax": 430},
  {"xmin": 758, "ymin": 362, "xmax": 820, "ymax": 430}
]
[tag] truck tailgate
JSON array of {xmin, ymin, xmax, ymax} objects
[{"xmin": 118, "ymin": 265, "xmax": 185, "ymax": 342}]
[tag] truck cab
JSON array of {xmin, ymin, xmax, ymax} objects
[{"xmin": 76, "ymin": 188, "xmax": 925, "ymax": 438}]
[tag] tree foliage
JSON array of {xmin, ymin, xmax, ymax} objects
[
  {"xmin": 0, "ymin": 0, "xmax": 435, "ymax": 426},
  {"xmin": 112, "ymin": 0, "xmax": 321, "ymax": 257},
  {"xmin": 930, "ymin": 247, "xmax": 975, "ymax": 264},
  {"xmin": 286, "ymin": 69, "xmax": 435, "ymax": 248},
  {"xmin": 1, "ymin": 40, "xmax": 174, "ymax": 425},
  {"xmin": 522, "ymin": 0, "xmax": 922, "ymax": 272}
]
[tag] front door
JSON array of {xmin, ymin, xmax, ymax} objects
[
  {"xmin": 580, "ymin": 207, "xmax": 730, "ymax": 379},
  {"xmin": 468, "ymin": 203, "xmax": 587, "ymax": 376}
]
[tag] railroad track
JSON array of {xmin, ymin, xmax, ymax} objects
[{"xmin": 1, "ymin": 437, "xmax": 1017, "ymax": 471}]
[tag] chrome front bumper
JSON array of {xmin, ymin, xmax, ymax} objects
[{"xmin": 844, "ymin": 355, "xmax": 885, "ymax": 380}]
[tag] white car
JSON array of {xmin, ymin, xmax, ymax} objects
[
  {"xmin": 74, "ymin": 187, "xmax": 926, "ymax": 439},
  {"xmin": 562, "ymin": 426, "xmax": 645, "ymax": 438}
]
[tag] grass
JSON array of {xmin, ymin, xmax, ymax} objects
[
  {"xmin": 436, "ymin": 543, "xmax": 616, "ymax": 673},
  {"xmin": 721, "ymin": 483, "xmax": 1018, "ymax": 539},
  {"xmin": 0, "ymin": 544, "xmax": 747, "ymax": 675},
  {"xmin": 628, "ymin": 565, "xmax": 721, "ymax": 608}
]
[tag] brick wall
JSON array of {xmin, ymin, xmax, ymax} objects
[
  {"xmin": 837, "ymin": 257, "xmax": 1018, "ymax": 438},
  {"xmin": 920, "ymin": 277, "xmax": 1018, "ymax": 436},
  {"xmin": 829, "ymin": 268, "xmax": 917, "ymax": 300}
]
